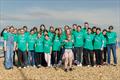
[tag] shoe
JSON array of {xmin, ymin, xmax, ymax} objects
[
  {"xmin": 23, "ymin": 67, "xmax": 26, "ymax": 69},
  {"xmin": 33, "ymin": 65, "xmax": 36, "ymax": 68},
  {"xmin": 87, "ymin": 65, "xmax": 90, "ymax": 67},
  {"xmin": 69, "ymin": 68, "xmax": 73, "ymax": 71},
  {"xmin": 18, "ymin": 67, "xmax": 22, "ymax": 69},
  {"xmin": 27, "ymin": 66, "xmax": 30, "ymax": 68},
  {"xmin": 6, "ymin": 67, "xmax": 12, "ymax": 70},
  {"xmin": 36, "ymin": 66, "xmax": 40, "ymax": 68},
  {"xmin": 113, "ymin": 64, "xmax": 117, "ymax": 66},
  {"xmin": 64, "ymin": 69, "xmax": 68, "ymax": 72}
]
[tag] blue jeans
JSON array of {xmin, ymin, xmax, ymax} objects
[
  {"xmin": 107, "ymin": 43, "xmax": 117, "ymax": 64},
  {"xmin": 28, "ymin": 50, "xmax": 35, "ymax": 66},
  {"xmin": 4, "ymin": 45, "xmax": 14, "ymax": 69}
]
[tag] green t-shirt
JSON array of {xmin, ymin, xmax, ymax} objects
[
  {"xmin": 35, "ymin": 36, "xmax": 44, "ymax": 52},
  {"xmin": 44, "ymin": 39, "xmax": 51, "ymax": 53},
  {"xmin": 28, "ymin": 34, "xmax": 36, "ymax": 50},
  {"xmin": 64, "ymin": 38, "xmax": 74, "ymax": 49},
  {"xmin": 82, "ymin": 28, "xmax": 87, "ymax": 36},
  {"xmin": 3, "ymin": 31, "xmax": 8, "ymax": 40},
  {"xmin": 84, "ymin": 33, "xmax": 94, "ymax": 50},
  {"xmin": 74, "ymin": 31, "xmax": 84, "ymax": 47},
  {"xmin": 48, "ymin": 31, "xmax": 54, "ymax": 42},
  {"xmin": 14, "ymin": 34, "xmax": 18, "ymax": 42},
  {"xmin": 17, "ymin": 34, "xmax": 27, "ymax": 51},
  {"xmin": 52, "ymin": 35, "xmax": 61, "ymax": 51},
  {"xmin": 103, "ymin": 35, "xmax": 107, "ymax": 47},
  {"xmin": 93, "ymin": 33, "xmax": 104, "ymax": 49},
  {"xmin": 4, "ymin": 32, "xmax": 15, "ymax": 45},
  {"xmin": 106, "ymin": 31, "xmax": 117, "ymax": 44}
]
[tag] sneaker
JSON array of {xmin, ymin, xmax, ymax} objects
[
  {"xmin": 87, "ymin": 65, "xmax": 90, "ymax": 67},
  {"xmin": 69, "ymin": 68, "xmax": 73, "ymax": 71},
  {"xmin": 113, "ymin": 64, "xmax": 117, "ymax": 66},
  {"xmin": 18, "ymin": 67, "xmax": 22, "ymax": 69},
  {"xmin": 64, "ymin": 69, "xmax": 68, "ymax": 72},
  {"xmin": 38, "ymin": 64, "xmax": 41, "ymax": 67},
  {"xmin": 23, "ymin": 67, "xmax": 26, "ymax": 69},
  {"xmin": 27, "ymin": 66, "xmax": 30, "ymax": 68},
  {"xmin": 33, "ymin": 65, "xmax": 36, "ymax": 68}
]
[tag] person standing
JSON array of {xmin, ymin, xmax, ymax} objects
[
  {"xmin": 74, "ymin": 25, "xmax": 84, "ymax": 66},
  {"xmin": 106, "ymin": 26, "xmax": 118, "ymax": 66},
  {"xmin": 83, "ymin": 28, "xmax": 94, "ymax": 67},
  {"xmin": 16, "ymin": 29, "xmax": 28, "ymax": 68},
  {"xmin": 4, "ymin": 26, "xmax": 15, "ymax": 70},
  {"xmin": 35, "ymin": 32, "xmax": 44, "ymax": 68},
  {"xmin": 93, "ymin": 28, "xmax": 104, "ymax": 67},
  {"xmin": 44, "ymin": 34, "xmax": 52, "ymax": 67},
  {"xmin": 52, "ymin": 28, "xmax": 61, "ymax": 67},
  {"xmin": 27, "ymin": 29, "xmax": 36, "ymax": 67}
]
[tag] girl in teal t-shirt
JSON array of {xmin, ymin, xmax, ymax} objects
[
  {"xmin": 34, "ymin": 32, "xmax": 44, "ymax": 68},
  {"xmin": 93, "ymin": 28, "xmax": 104, "ymax": 66},
  {"xmin": 102, "ymin": 29, "xmax": 107, "ymax": 64},
  {"xmin": 44, "ymin": 34, "xmax": 52, "ymax": 67},
  {"xmin": 17, "ymin": 29, "xmax": 28, "ymax": 68},
  {"xmin": 27, "ymin": 29, "xmax": 36, "ymax": 67},
  {"xmin": 52, "ymin": 28, "xmax": 61, "ymax": 66}
]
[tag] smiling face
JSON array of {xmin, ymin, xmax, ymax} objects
[
  {"xmin": 103, "ymin": 31, "xmax": 106, "ymax": 35},
  {"xmin": 96, "ymin": 29, "xmax": 101, "ymax": 34},
  {"xmin": 20, "ymin": 29, "xmax": 25, "ymax": 35}
]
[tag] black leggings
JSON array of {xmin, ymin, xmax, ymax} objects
[
  {"xmin": 35, "ymin": 52, "xmax": 43, "ymax": 66},
  {"xmin": 17, "ymin": 49, "xmax": 27, "ymax": 67},
  {"xmin": 103, "ymin": 47, "xmax": 107, "ymax": 62},
  {"xmin": 94, "ymin": 49, "xmax": 102, "ymax": 65},
  {"xmin": 83, "ymin": 48, "xmax": 94, "ymax": 66},
  {"xmin": 51, "ymin": 51, "xmax": 60, "ymax": 65}
]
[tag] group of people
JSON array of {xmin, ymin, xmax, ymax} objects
[{"xmin": 1, "ymin": 22, "xmax": 118, "ymax": 72}]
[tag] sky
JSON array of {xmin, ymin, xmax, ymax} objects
[{"xmin": 0, "ymin": 0, "xmax": 120, "ymax": 37}]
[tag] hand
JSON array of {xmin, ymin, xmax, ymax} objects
[
  {"xmin": 64, "ymin": 40, "xmax": 68, "ymax": 42},
  {"xmin": 101, "ymin": 48, "xmax": 103, "ymax": 51}
]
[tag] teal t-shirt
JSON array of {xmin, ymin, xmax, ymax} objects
[
  {"xmin": 17, "ymin": 34, "xmax": 27, "ymax": 51},
  {"xmin": 74, "ymin": 31, "xmax": 84, "ymax": 47},
  {"xmin": 48, "ymin": 31, "xmax": 54, "ymax": 42},
  {"xmin": 106, "ymin": 31, "xmax": 117, "ymax": 44},
  {"xmin": 84, "ymin": 33, "xmax": 94, "ymax": 50},
  {"xmin": 44, "ymin": 39, "xmax": 51, "ymax": 53},
  {"xmin": 28, "ymin": 34, "xmax": 36, "ymax": 50},
  {"xmin": 35, "ymin": 36, "xmax": 44, "ymax": 52},
  {"xmin": 93, "ymin": 33, "xmax": 104, "ymax": 49},
  {"xmin": 64, "ymin": 36, "xmax": 74, "ymax": 49},
  {"xmin": 52, "ymin": 35, "xmax": 61, "ymax": 51}
]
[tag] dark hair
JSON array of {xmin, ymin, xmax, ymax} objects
[
  {"xmin": 38, "ymin": 31, "xmax": 42, "ymax": 35},
  {"xmin": 77, "ymin": 25, "xmax": 81, "ymax": 29},
  {"xmin": 40, "ymin": 24, "xmax": 46, "ymax": 32},
  {"xmin": 73, "ymin": 24, "xmax": 77, "ymax": 26},
  {"xmin": 30, "ymin": 29, "xmax": 34, "ymax": 32},
  {"xmin": 23, "ymin": 26, "xmax": 27, "ymax": 29},
  {"xmin": 45, "ymin": 34, "xmax": 49, "ymax": 37},
  {"xmin": 9, "ymin": 26, "xmax": 14, "ymax": 29},
  {"xmin": 87, "ymin": 28, "xmax": 92, "ymax": 31},
  {"xmin": 84, "ymin": 22, "xmax": 88, "ymax": 24},
  {"xmin": 44, "ymin": 30, "xmax": 48, "ymax": 33},
  {"xmin": 1, "ymin": 28, "xmax": 6, "ymax": 36},
  {"xmin": 92, "ymin": 26, "xmax": 96, "ymax": 30},
  {"xmin": 102, "ymin": 29, "xmax": 107, "ymax": 32},
  {"xmin": 108, "ymin": 25, "xmax": 113, "ymax": 30},
  {"xmin": 96, "ymin": 28, "xmax": 101, "ymax": 31},
  {"xmin": 33, "ymin": 27, "xmax": 37, "ymax": 31}
]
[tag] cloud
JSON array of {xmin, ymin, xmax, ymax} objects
[{"xmin": 0, "ymin": 7, "xmax": 119, "ymax": 27}]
